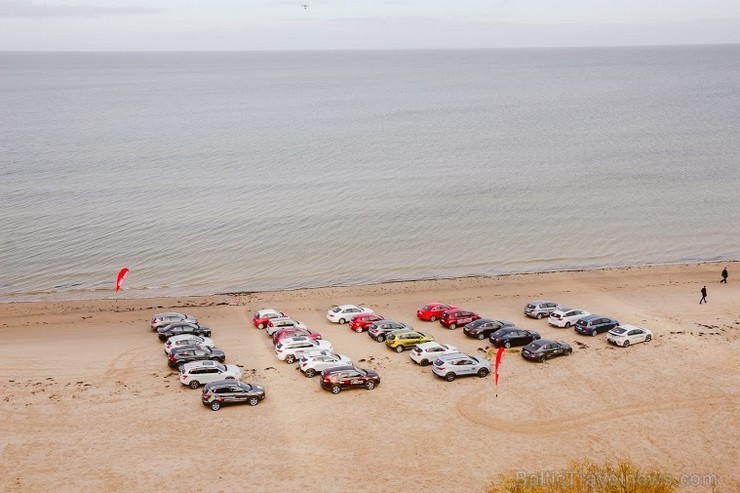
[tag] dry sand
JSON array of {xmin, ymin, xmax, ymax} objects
[{"xmin": 1, "ymin": 262, "xmax": 738, "ymax": 492}]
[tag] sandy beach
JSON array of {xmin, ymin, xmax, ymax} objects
[{"xmin": 1, "ymin": 261, "xmax": 738, "ymax": 492}]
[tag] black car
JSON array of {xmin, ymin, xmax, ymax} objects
[
  {"xmin": 521, "ymin": 339, "xmax": 572, "ymax": 362},
  {"xmin": 574, "ymin": 315, "xmax": 620, "ymax": 336},
  {"xmin": 168, "ymin": 345, "xmax": 225, "ymax": 368},
  {"xmin": 201, "ymin": 380, "xmax": 265, "ymax": 411},
  {"xmin": 320, "ymin": 365, "xmax": 380, "ymax": 394},
  {"xmin": 462, "ymin": 319, "xmax": 513, "ymax": 340},
  {"xmin": 157, "ymin": 322, "xmax": 211, "ymax": 341},
  {"xmin": 366, "ymin": 320, "xmax": 410, "ymax": 342},
  {"xmin": 489, "ymin": 328, "xmax": 541, "ymax": 348}
]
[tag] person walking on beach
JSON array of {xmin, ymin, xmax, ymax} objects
[
  {"xmin": 721, "ymin": 267, "xmax": 728, "ymax": 283},
  {"xmin": 700, "ymin": 286, "xmax": 707, "ymax": 304}
]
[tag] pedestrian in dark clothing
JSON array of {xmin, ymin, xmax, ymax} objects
[
  {"xmin": 721, "ymin": 268, "xmax": 728, "ymax": 283},
  {"xmin": 700, "ymin": 286, "xmax": 707, "ymax": 304}
]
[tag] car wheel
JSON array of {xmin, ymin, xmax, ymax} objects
[
  {"xmin": 623, "ymin": 340, "xmax": 630, "ymax": 347},
  {"xmin": 449, "ymin": 323, "xmax": 456, "ymax": 330},
  {"xmin": 445, "ymin": 373, "xmax": 456, "ymax": 382},
  {"xmin": 566, "ymin": 348, "xmax": 573, "ymax": 355},
  {"xmin": 365, "ymin": 381, "xmax": 376, "ymax": 390},
  {"xmin": 536, "ymin": 313, "xmax": 543, "ymax": 319},
  {"xmin": 258, "ymin": 322, "xmax": 265, "ymax": 329},
  {"xmin": 339, "ymin": 318, "xmax": 346, "ymax": 324},
  {"xmin": 430, "ymin": 316, "xmax": 437, "ymax": 322},
  {"xmin": 218, "ymin": 357, "xmax": 225, "ymax": 363},
  {"xmin": 645, "ymin": 335, "xmax": 652, "ymax": 342},
  {"xmin": 304, "ymin": 368, "xmax": 316, "ymax": 378},
  {"xmin": 504, "ymin": 341, "xmax": 511, "ymax": 348},
  {"xmin": 395, "ymin": 345, "xmax": 404, "ymax": 353},
  {"xmin": 420, "ymin": 359, "xmax": 429, "ymax": 366},
  {"xmin": 565, "ymin": 322, "xmax": 571, "ymax": 328},
  {"xmin": 189, "ymin": 380, "xmax": 200, "ymax": 389},
  {"xmin": 376, "ymin": 335, "xmax": 385, "ymax": 343},
  {"xmin": 354, "ymin": 327, "xmax": 363, "ymax": 333},
  {"xmin": 477, "ymin": 334, "xmax": 485, "ymax": 340},
  {"xmin": 248, "ymin": 396, "xmax": 259, "ymax": 406},
  {"xmin": 210, "ymin": 401, "xmax": 221, "ymax": 411},
  {"xmin": 331, "ymin": 385, "xmax": 341, "ymax": 394},
  {"xmin": 538, "ymin": 356, "xmax": 546, "ymax": 363},
  {"xmin": 591, "ymin": 330, "xmax": 598, "ymax": 337},
  {"xmin": 477, "ymin": 368, "xmax": 489, "ymax": 378},
  {"xmin": 285, "ymin": 354, "xmax": 296, "ymax": 364}
]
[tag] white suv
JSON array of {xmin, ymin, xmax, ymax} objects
[
  {"xmin": 274, "ymin": 336, "xmax": 333, "ymax": 364},
  {"xmin": 266, "ymin": 318, "xmax": 308, "ymax": 336},
  {"xmin": 523, "ymin": 300, "xmax": 560, "ymax": 319},
  {"xmin": 298, "ymin": 350, "xmax": 352, "ymax": 377},
  {"xmin": 409, "ymin": 342, "xmax": 459, "ymax": 366},
  {"xmin": 164, "ymin": 334, "xmax": 214, "ymax": 355},
  {"xmin": 179, "ymin": 360, "xmax": 241, "ymax": 389},
  {"xmin": 548, "ymin": 308, "xmax": 590, "ymax": 328}
]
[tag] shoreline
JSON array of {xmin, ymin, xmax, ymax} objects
[{"xmin": 1, "ymin": 260, "xmax": 738, "ymax": 492}]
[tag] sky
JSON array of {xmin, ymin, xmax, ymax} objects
[{"xmin": 1, "ymin": 0, "xmax": 739, "ymax": 51}]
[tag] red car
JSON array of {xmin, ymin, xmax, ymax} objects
[
  {"xmin": 349, "ymin": 313, "xmax": 385, "ymax": 333},
  {"xmin": 272, "ymin": 328, "xmax": 322, "ymax": 345},
  {"xmin": 439, "ymin": 309, "xmax": 480, "ymax": 329},
  {"xmin": 417, "ymin": 303, "xmax": 458, "ymax": 322},
  {"xmin": 252, "ymin": 309, "xmax": 287, "ymax": 329}
]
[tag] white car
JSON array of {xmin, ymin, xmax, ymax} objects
[
  {"xmin": 274, "ymin": 336, "xmax": 334, "ymax": 364},
  {"xmin": 548, "ymin": 308, "xmax": 590, "ymax": 328},
  {"xmin": 298, "ymin": 350, "xmax": 352, "ymax": 378},
  {"xmin": 151, "ymin": 312, "xmax": 197, "ymax": 330},
  {"xmin": 326, "ymin": 304, "xmax": 374, "ymax": 324},
  {"xmin": 265, "ymin": 317, "xmax": 308, "ymax": 336},
  {"xmin": 253, "ymin": 308, "xmax": 288, "ymax": 329},
  {"xmin": 409, "ymin": 342, "xmax": 459, "ymax": 366},
  {"xmin": 179, "ymin": 360, "xmax": 241, "ymax": 389},
  {"xmin": 164, "ymin": 334, "xmax": 215, "ymax": 355},
  {"xmin": 606, "ymin": 325, "xmax": 653, "ymax": 347}
]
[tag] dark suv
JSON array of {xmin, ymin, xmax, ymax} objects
[
  {"xmin": 320, "ymin": 365, "xmax": 380, "ymax": 394},
  {"xmin": 157, "ymin": 322, "xmax": 211, "ymax": 341},
  {"xmin": 462, "ymin": 319, "xmax": 513, "ymax": 340},
  {"xmin": 201, "ymin": 380, "xmax": 265, "ymax": 411},
  {"xmin": 574, "ymin": 315, "xmax": 619, "ymax": 336},
  {"xmin": 439, "ymin": 309, "xmax": 480, "ymax": 330},
  {"xmin": 489, "ymin": 328, "xmax": 541, "ymax": 348},
  {"xmin": 168, "ymin": 345, "xmax": 225, "ymax": 368}
]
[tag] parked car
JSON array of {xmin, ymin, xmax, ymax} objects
[
  {"xmin": 367, "ymin": 320, "xmax": 411, "ymax": 342},
  {"xmin": 431, "ymin": 353, "xmax": 491, "ymax": 381},
  {"xmin": 265, "ymin": 318, "xmax": 308, "ymax": 336},
  {"xmin": 606, "ymin": 325, "xmax": 652, "ymax": 347},
  {"xmin": 349, "ymin": 313, "xmax": 385, "ymax": 333},
  {"xmin": 151, "ymin": 312, "xmax": 197, "ymax": 330},
  {"xmin": 489, "ymin": 328, "xmax": 541, "ymax": 348},
  {"xmin": 168, "ymin": 345, "xmax": 225, "ymax": 368},
  {"xmin": 274, "ymin": 336, "xmax": 333, "ymax": 364},
  {"xmin": 320, "ymin": 365, "xmax": 380, "ymax": 394},
  {"xmin": 521, "ymin": 340, "xmax": 572, "ymax": 362},
  {"xmin": 523, "ymin": 300, "xmax": 560, "ymax": 319},
  {"xmin": 548, "ymin": 308, "xmax": 590, "ymax": 328},
  {"xmin": 326, "ymin": 304, "xmax": 374, "ymax": 324},
  {"xmin": 409, "ymin": 342, "xmax": 458, "ymax": 366},
  {"xmin": 179, "ymin": 360, "xmax": 241, "ymax": 389},
  {"xmin": 253, "ymin": 308, "xmax": 287, "ymax": 329},
  {"xmin": 574, "ymin": 315, "xmax": 620, "ymax": 336},
  {"xmin": 462, "ymin": 319, "xmax": 514, "ymax": 340},
  {"xmin": 201, "ymin": 380, "xmax": 265, "ymax": 410},
  {"xmin": 157, "ymin": 322, "xmax": 211, "ymax": 341},
  {"xmin": 272, "ymin": 327, "xmax": 322, "ymax": 345},
  {"xmin": 164, "ymin": 335, "xmax": 214, "ymax": 355},
  {"xmin": 416, "ymin": 303, "xmax": 458, "ymax": 322},
  {"xmin": 298, "ymin": 351, "xmax": 352, "ymax": 378},
  {"xmin": 439, "ymin": 309, "xmax": 480, "ymax": 330},
  {"xmin": 385, "ymin": 330, "xmax": 435, "ymax": 353}
]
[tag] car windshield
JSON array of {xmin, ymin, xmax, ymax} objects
[
  {"xmin": 491, "ymin": 329, "xmax": 507, "ymax": 338},
  {"xmin": 331, "ymin": 307, "xmax": 341, "ymax": 313},
  {"xmin": 611, "ymin": 327, "xmax": 627, "ymax": 335}
]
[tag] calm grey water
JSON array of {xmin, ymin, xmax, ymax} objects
[{"xmin": 1, "ymin": 46, "xmax": 739, "ymax": 302}]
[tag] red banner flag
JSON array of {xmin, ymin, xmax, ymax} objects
[
  {"xmin": 494, "ymin": 346, "xmax": 505, "ymax": 386},
  {"xmin": 115, "ymin": 267, "xmax": 129, "ymax": 292}
]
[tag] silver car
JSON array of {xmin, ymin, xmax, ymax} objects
[
  {"xmin": 265, "ymin": 318, "xmax": 308, "ymax": 336},
  {"xmin": 431, "ymin": 353, "xmax": 491, "ymax": 382},
  {"xmin": 523, "ymin": 300, "xmax": 560, "ymax": 319},
  {"xmin": 150, "ymin": 312, "xmax": 197, "ymax": 330},
  {"xmin": 297, "ymin": 350, "xmax": 352, "ymax": 378}
]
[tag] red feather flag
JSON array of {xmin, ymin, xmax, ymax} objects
[
  {"xmin": 494, "ymin": 346, "xmax": 505, "ymax": 391},
  {"xmin": 115, "ymin": 267, "xmax": 129, "ymax": 292}
]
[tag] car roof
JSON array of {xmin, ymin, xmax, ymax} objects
[
  {"xmin": 182, "ymin": 360, "xmax": 220, "ymax": 370},
  {"xmin": 434, "ymin": 352, "xmax": 471, "ymax": 361},
  {"xmin": 416, "ymin": 341, "xmax": 444, "ymax": 350},
  {"xmin": 578, "ymin": 314, "xmax": 601, "ymax": 321},
  {"xmin": 322, "ymin": 365, "xmax": 356, "ymax": 373},
  {"xmin": 618, "ymin": 324, "xmax": 647, "ymax": 331},
  {"xmin": 335, "ymin": 304, "xmax": 359, "ymax": 310}
]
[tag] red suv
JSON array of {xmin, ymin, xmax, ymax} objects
[
  {"xmin": 416, "ymin": 303, "xmax": 458, "ymax": 322},
  {"xmin": 349, "ymin": 313, "xmax": 384, "ymax": 333},
  {"xmin": 439, "ymin": 309, "xmax": 480, "ymax": 330}
]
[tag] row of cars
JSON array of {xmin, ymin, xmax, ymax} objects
[{"xmin": 151, "ymin": 312, "xmax": 266, "ymax": 411}]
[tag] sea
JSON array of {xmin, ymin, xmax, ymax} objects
[{"xmin": 1, "ymin": 45, "xmax": 739, "ymax": 303}]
